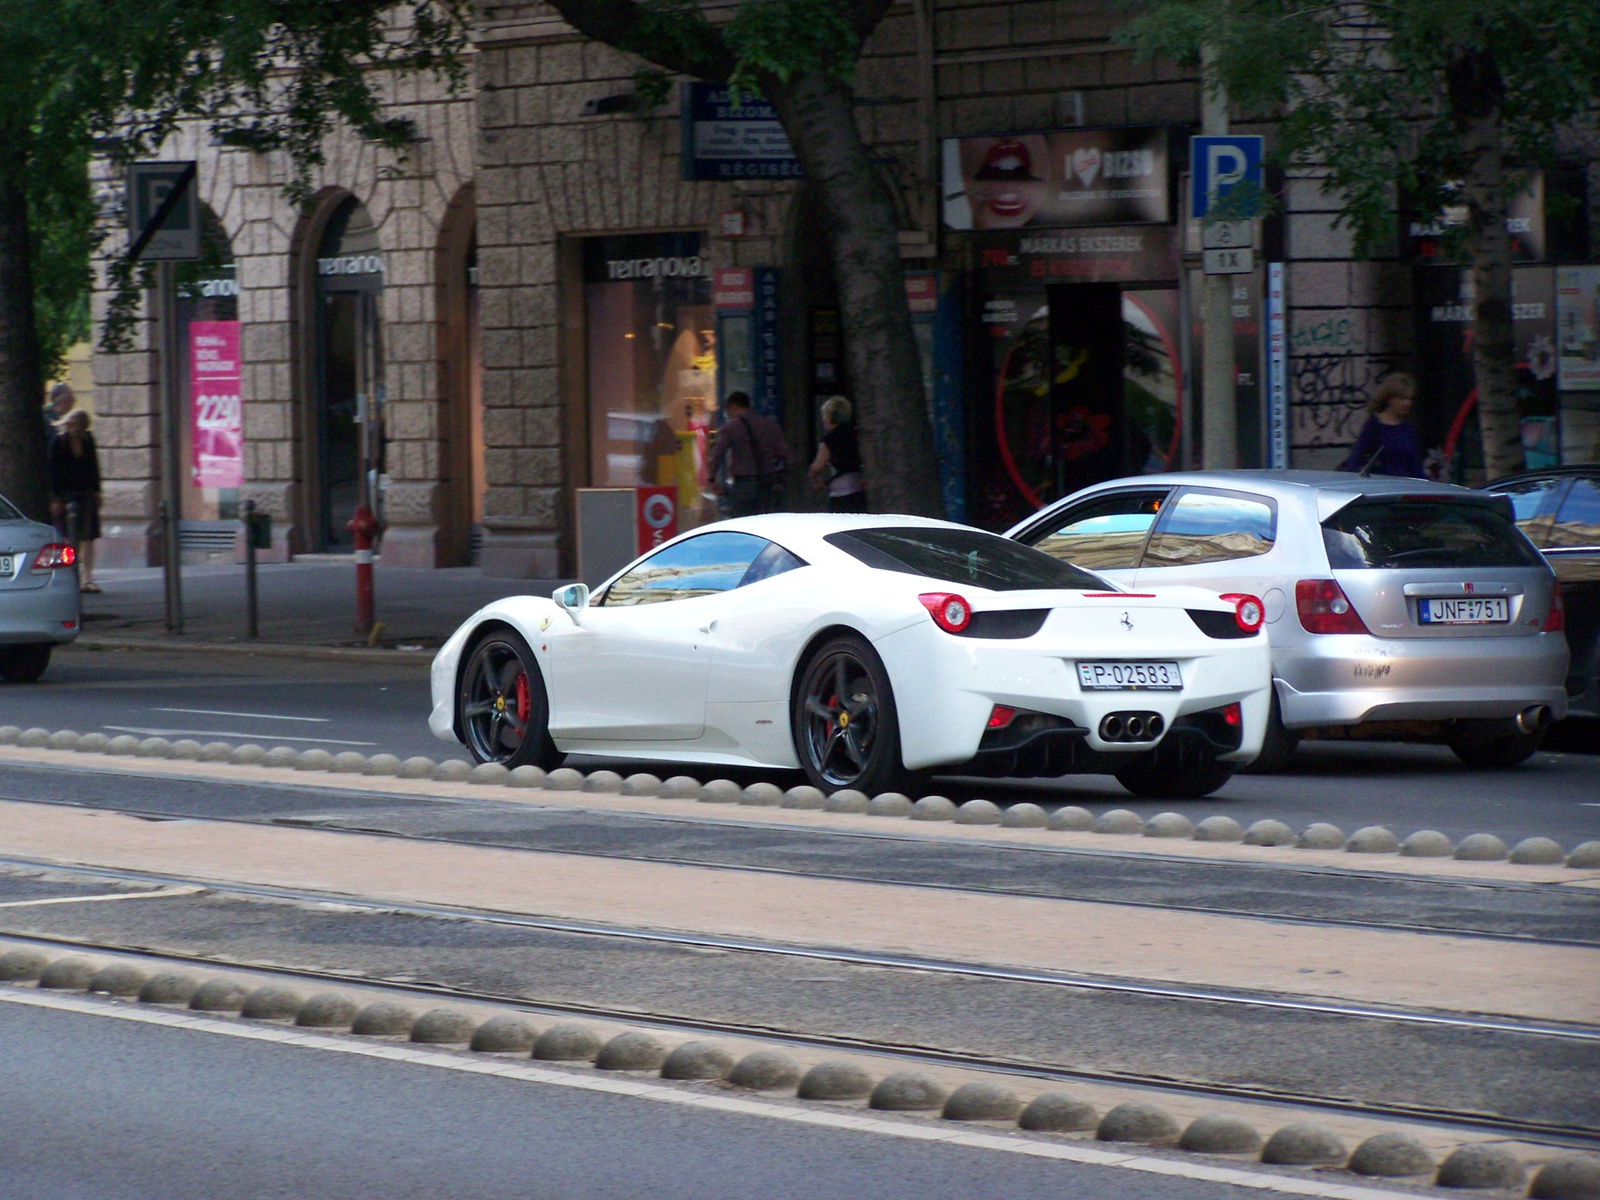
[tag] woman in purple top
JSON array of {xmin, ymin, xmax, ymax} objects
[{"xmin": 1343, "ymin": 373, "xmax": 1425, "ymax": 478}]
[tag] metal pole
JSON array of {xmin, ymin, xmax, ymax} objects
[
  {"xmin": 158, "ymin": 261, "xmax": 185, "ymax": 633},
  {"xmin": 244, "ymin": 499, "xmax": 259, "ymax": 640},
  {"xmin": 1200, "ymin": 43, "xmax": 1237, "ymax": 470}
]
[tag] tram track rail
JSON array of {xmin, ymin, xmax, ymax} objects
[
  {"xmin": 0, "ymin": 855, "xmax": 1596, "ymax": 1148},
  {"xmin": 3, "ymin": 781, "xmax": 1596, "ymax": 949}
]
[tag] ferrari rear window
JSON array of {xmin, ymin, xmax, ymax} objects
[
  {"xmin": 1322, "ymin": 499, "xmax": 1543, "ymax": 569},
  {"xmin": 827, "ymin": 527, "xmax": 1107, "ymax": 592}
]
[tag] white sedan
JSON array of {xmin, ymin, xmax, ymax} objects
[{"xmin": 430, "ymin": 515, "xmax": 1273, "ymax": 798}]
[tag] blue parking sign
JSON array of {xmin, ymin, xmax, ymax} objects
[{"xmin": 1190, "ymin": 136, "xmax": 1263, "ymax": 220}]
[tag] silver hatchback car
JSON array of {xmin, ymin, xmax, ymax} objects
[
  {"xmin": 0, "ymin": 491, "xmax": 81, "ymax": 682},
  {"xmin": 1005, "ymin": 471, "xmax": 1569, "ymax": 771}
]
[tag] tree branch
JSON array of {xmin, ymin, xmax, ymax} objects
[{"xmin": 541, "ymin": 0, "xmax": 738, "ymax": 82}]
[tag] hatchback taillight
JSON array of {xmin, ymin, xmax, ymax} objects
[
  {"xmin": 1295, "ymin": 579, "xmax": 1368, "ymax": 635},
  {"xmin": 1544, "ymin": 580, "xmax": 1565, "ymax": 634},
  {"xmin": 31, "ymin": 543, "xmax": 76, "ymax": 572}
]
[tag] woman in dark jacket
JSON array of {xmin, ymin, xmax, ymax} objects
[
  {"xmin": 1342, "ymin": 373, "xmax": 1426, "ymax": 478},
  {"xmin": 48, "ymin": 409, "xmax": 103, "ymax": 592},
  {"xmin": 808, "ymin": 395, "xmax": 867, "ymax": 512}
]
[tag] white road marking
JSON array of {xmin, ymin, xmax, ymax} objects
[
  {"xmin": 0, "ymin": 986, "xmax": 1430, "ymax": 1200},
  {"xmin": 102, "ymin": 726, "xmax": 376, "ymax": 747},
  {"xmin": 0, "ymin": 886, "xmax": 203, "ymax": 909},
  {"xmin": 153, "ymin": 708, "xmax": 331, "ymax": 723}
]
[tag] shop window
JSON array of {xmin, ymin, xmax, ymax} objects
[
  {"xmin": 174, "ymin": 208, "xmax": 239, "ymax": 525},
  {"xmin": 583, "ymin": 234, "xmax": 716, "ymax": 528}
]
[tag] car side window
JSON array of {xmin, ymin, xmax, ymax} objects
[
  {"xmin": 601, "ymin": 531, "xmax": 769, "ymax": 606},
  {"xmin": 740, "ymin": 540, "xmax": 807, "ymax": 586},
  {"xmin": 1142, "ymin": 490, "xmax": 1276, "ymax": 568},
  {"xmin": 1549, "ymin": 479, "xmax": 1600, "ymax": 550},
  {"xmin": 1495, "ymin": 477, "xmax": 1566, "ymax": 545},
  {"xmin": 1023, "ymin": 490, "xmax": 1170, "ymax": 571}
]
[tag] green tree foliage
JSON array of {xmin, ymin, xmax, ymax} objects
[
  {"xmin": 1120, "ymin": 0, "xmax": 1600, "ymax": 479},
  {"xmin": 0, "ymin": 0, "xmax": 471, "ymax": 516}
]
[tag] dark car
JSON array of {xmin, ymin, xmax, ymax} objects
[{"xmin": 1486, "ymin": 466, "xmax": 1600, "ymax": 716}]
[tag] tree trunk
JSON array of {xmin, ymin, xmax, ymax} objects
[
  {"xmin": 0, "ymin": 126, "xmax": 49, "ymax": 519},
  {"xmin": 767, "ymin": 71, "xmax": 943, "ymax": 516},
  {"xmin": 1448, "ymin": 46, "xmax": 1523, "ymax": 483}
]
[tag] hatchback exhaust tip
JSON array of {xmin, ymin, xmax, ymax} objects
[{"xmin": 1516, "ymin": 705, "xmax": 1550, "ymax": 736}]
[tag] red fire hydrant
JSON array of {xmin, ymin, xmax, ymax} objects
[{"xmin": 348, "ymin": 505, "xmax": 380, "ymax": 635}]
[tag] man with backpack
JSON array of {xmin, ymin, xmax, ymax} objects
[{"xmin": 708, "ymin": 391, "xmax": 790, "ymax": 517}]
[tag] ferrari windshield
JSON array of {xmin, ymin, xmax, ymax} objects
[{"xmin": 826, "ymin": 527, "xmax": 1109, "ymax": 592}]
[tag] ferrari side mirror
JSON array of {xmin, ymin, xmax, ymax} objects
[{"xmin": 553, "ymin": 583, "xmax": 590, "ymax": 620}]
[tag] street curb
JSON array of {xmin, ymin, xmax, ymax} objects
[
  {"xmin": 66, "ymin": 637, "xmax": 434, "ymax": 666},
  {"xmin": 2, "ymin": 731, "xmax": 1595, "ymax": 877},
  {"xmin": 1, "ymin": 941, "xmax": 1592, "ymax": 1199}
]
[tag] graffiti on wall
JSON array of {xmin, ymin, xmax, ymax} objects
[{"xmin": 1289, "ymin": 352, "xmax": 1406, "ymax": 448}]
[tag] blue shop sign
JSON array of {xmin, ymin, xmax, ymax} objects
[{"xmin": 681, "ymin": 83, "xmax": 801, "ymax": 181}]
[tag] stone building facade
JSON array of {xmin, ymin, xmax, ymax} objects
[{"xmin": 90, "ymin": 0, "xmax": 1596, "ymax": 577}]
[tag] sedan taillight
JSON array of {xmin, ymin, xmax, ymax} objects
[
  {"xmin": 1295, "ymin": 579, "xmax": 1368, "ymax": 635},
  {"xmin": 1544, "ymin": 580, "xmax": 1565, "ymax": 633},
  {"xmin": 31, "ymin": 543, "xmax": 77, "ymax": 572}
]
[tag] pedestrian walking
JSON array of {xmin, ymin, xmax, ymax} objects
[
  {"xmin": 44, "ymin": 382, "xmax": 76, "ymax": 433},
  {"xmin": 707, "ymin": 391, "xmax": 790, "ymax": 517},
  {"xmin": 48, "ymin": 409, "xmax": 103, "ymax": 593},
  {"xmin": 1342, "ymin": 373, "xmax": 1426, "ymax": 478},
  {"xmin": 808, "ymin": 395, "xmax": 867, "ymax": 512}
]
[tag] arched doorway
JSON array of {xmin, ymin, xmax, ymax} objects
[{"xmin": 313, "ymin": 197, "xmax": 385, "ymax": 550}]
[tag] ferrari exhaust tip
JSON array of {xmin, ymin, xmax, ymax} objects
[
  {"xmin": 1124, "ymin": 715, "xmax": 1145, "ymax": 739},
  {"xmin": 1100, "ymin": 714, "xmax": 1125, "ymax": 740},
  {"xmin": 1516, "ymin": 705, "xmax": 1550, "ymax": 736}
]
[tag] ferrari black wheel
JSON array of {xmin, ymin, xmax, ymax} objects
[
  {"xmin": 456, "ymin": 627, "xmax": 562, "ymax": 769},
  {"xmin": 792, "ymin": 634, "xmax": 907, "ymax": 795}
]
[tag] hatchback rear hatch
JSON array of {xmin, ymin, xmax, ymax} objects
[{"xmin": 1317, "ymin": 494, "xmax": 1556, "ymax": 639}]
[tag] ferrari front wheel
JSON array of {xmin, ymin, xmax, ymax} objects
[
  {"xmin": 457, "ymin": 627, "xmax": 563, "ymax": 769},
  {"xmin": 792, "ymin": 633, "xmax": 909, "ymax": 796}
]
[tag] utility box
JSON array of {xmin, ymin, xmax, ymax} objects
[{"xmin": 576, "ymin": 487, "xmax": 678, "ymax": 588}]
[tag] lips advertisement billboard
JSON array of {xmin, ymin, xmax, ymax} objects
[{"xmin": 942, "ymin": 127, "xmax": 1174, "ymax": 230}]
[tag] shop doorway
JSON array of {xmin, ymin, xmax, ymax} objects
[
  {"xmin": 972, "ymin": 282, "xmax": 1181, "ymax": 528},
  {"xmin": 172, "ymin": 206, "xmax": 240, "ymax": 558},
  {"xmin": 314, "ymin": 198, "xmax": 385, "ymax": 550}
]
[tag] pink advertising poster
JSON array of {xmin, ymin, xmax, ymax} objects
[{"xmin": 190, "ymin": 320, "xmax": 243, "ymax": 488}]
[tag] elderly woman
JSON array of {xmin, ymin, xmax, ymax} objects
[
  {"xmin": 1343, "ymin": 373, "xmax": 1425, "ymax": 478},
  {"xmin": 808, "ymin": 395, "xmax": 866, "ymax": 512},
  {"xmin": 48, "ymin": 409, "xmax": 103, "ymax": 592}
]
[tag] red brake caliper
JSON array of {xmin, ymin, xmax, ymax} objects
[{"xmin": 514, "ymin": 672, "xmax": 531, "ymax": 724}]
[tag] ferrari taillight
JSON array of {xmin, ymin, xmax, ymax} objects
[
  {"xmin": 1220, "ymin": 592, "xmax": 1265, "ymax": 634},
  {"xmin": 919, "ymin": 592, "xmax": 972, "ymax": 634},
  {"xmin": 1295, "ymin": 579, "xmax": 1367, "ymax": 635}
]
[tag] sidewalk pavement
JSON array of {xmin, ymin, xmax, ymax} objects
[{"xmin": 77, "ymin": 561, "xmax": 564, "ymax": 652}]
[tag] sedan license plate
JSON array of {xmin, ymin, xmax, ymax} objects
[
  {"xmin": 1418, "ymin": 597, "xmax": 1508, "ymax": 625},
  {"xmin": 0, "ymin": 554, "xmax": 12, "ymax": 578},
  {"xmin": 1076, "ymin": 660, "xmax": 1183, "ymax": 691}
]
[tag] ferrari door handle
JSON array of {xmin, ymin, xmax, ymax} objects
[{"xmin": 699, "ymin": 620, "xmax": 718, "ymax": 634}]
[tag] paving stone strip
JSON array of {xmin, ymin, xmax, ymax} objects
[
  {"xmin": 2, "ymin": 733, "xmax": 1595, "ymax": 879},
  {"xmin": 0, "ymin": 941, "xmax": 1594, "ymax": 1198}
]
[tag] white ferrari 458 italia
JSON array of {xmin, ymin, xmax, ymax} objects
[{"xmin": 430, "ymin": 514, "xmax": 1272, "ymax": 797}]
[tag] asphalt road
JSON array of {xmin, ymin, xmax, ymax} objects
[
  {"xmin": 1, "ymin": 645, "xmax": 1595, "ymax": 844},
  {"xmin": 0, "ymin": 999, "xmax": 1272, "ymax": 1200}
]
